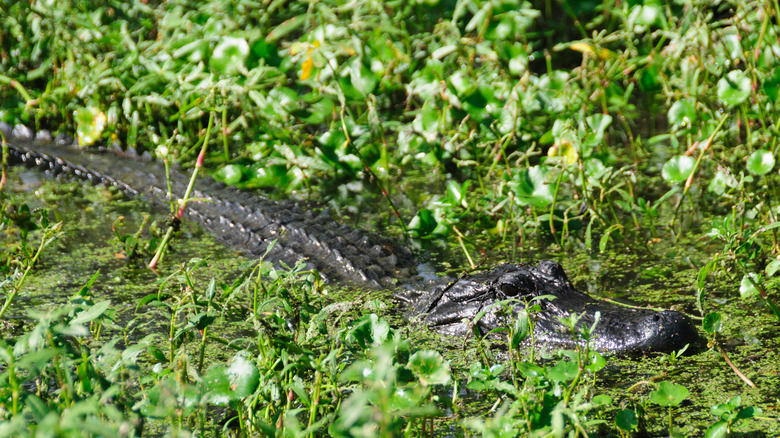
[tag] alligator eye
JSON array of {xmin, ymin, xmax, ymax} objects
[
  {"xmin": 497, "ymin": 274, "xmax": 534, "ymax": 298},
  {"xmin": 500, "ymin": 283, "xmax": 519, "ymax": 297},
  {"xmin": 494, "ymin": 268, "xmax": 538, "ymax": 299}
]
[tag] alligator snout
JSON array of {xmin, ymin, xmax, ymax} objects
[
  {"xmin": 413, "ymin": 261, "xmax": 701, "ymax": 355},
  {"xmin": 625, "ymin": 310, "xmax": 699, "ymax": 353}
]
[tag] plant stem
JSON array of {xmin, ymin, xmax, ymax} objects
[
  {"xmin": 717, "ymin": 345, "xmax": 756, "ymax": 388},
  {"xmin": 149, "ymin": 112, "xmax": 215, "ymax": 269},
  {"xmin": 0, "ymin": 222, "xmax": 62, "ymax": 319}
]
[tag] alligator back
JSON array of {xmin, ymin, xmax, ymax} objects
[{"xmin": 5, "ymin": 134, "xmax": 417, "ymax": 289}]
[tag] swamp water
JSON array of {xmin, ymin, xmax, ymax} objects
[{"xmin": 1, "ymin": 167, "xmax": 778, "ymax": 436}]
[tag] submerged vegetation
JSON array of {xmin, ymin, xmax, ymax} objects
[{"xmin": 1, "ymin": 0, "xmax": 779, "ymax": 435}]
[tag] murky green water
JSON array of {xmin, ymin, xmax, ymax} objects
[{"xmin": 2, "ymin": 167, "xmax": 778, "ymax": 435}]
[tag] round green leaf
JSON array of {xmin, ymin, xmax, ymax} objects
[
  {"xmin": 667, "ymin": 100, "xmax": 697, "ymax": 129},
  {"xmin": 586, "ymin": 350, "xmax": 606, "ymax": 373},
  {"xmin": 717, "ymin": 70, "xmax": 751, "ymax": 108},
  {"xmin": 615, "ymin": 409, "xmax": 638, "ymax": 431},
  {"xmin": 202, "ymin": 366, "xmax": 232, "ymax": 405},
  {"xmin": 253, "ymin": 165, "xmax": 291, "ymax": 188},
  {"xmin": 649, "ymin": 381, "xmax": 689, "ymax": 407},
  {"xmin": 745, "ymin": 149, "xmax": 775, "ymax": 175},
  {"xmin": 344, "ymin": 314, "xmax": 392, "ymax": 350},
  {"xmin": 408, "ymin": 350, "xmax": 451, "ymax": 386},
  {"xmin": 225, "ymin": 354, "xmax": 260, "ymax": 398},
  {"xmin": 547, "ymin": 359, "xmax": 578, "ymax": 383},
  {"xmin": 702, "ymin": 312, "xmax": 722, "ymax": 334},
  {"xmin": 201, "ymin": 353, "xmax": 260, "ymax": 404},
  {"xmin": 661, "ymin": 155, "xmax": 695, "ymax": 183}
]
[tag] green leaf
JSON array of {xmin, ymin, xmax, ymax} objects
[
  {"xmin": 135, "ymin": 293, "xmax": 164, "ymax": 310},
  {"xmin": 413, "ymin": 101, "xmax": 441, "ymax": 139},
  {"xmin": 697, "ymin": 260, "xmax": 716, "ymax": 290},
  {"xmin": 70, "ymin": 300, "xmax": 111, "ymax": 326},
  {"xmin": 188, "ymin": 312, "xmax": 216, "ymax": 330},
  {"xmin": 344, "ymin": 314, "xmax": 392, "ymax": 350},
  {"xmin": 348, "ymin": 59, "xmax": 378, "ymax": 97},
  {"xmin": 203, "ymin": 353, "xmax": 260, "ymax": 404},
  {"xmin": 508, "ymin": 166, "xmax": 553, "ymax": 208},
  {"xmin": 407, "ymin": 350, "xmax": 451, "ymax": 386},
  {"xmin": 226, "ymin": 354, "xmax": 260, "ymax": 397},
  {"xmin": 592, "ymin": 394, "xmax": 612, "ymax": 407},
  {"xmin": 408, "ymin": 208, "xmax": 438, "ymax": 238},
  {"xmin": 739, "ymin": 273, "xmax": 760, "ymax": 298},
  {"xmin": 736, "ymin": 406, "xmax": 761, "ymax": 419},
  {"xmin": 704, "ymin": 421, "xmax": 729, "ymax": 438},
  {"xmin": 205, "ymin": 278, "xmax": 217, "ymax": 301},
  {"xmin": 615, "ymin": 409, "xmax": 638, "ymax": 431},
  {"xmin": 717, "ymin": 70, "xmax": 751, "ymax": 108},
  {"xmin": 649, "ymin": 381, "xmax": 689, "ymax": 407},
  {"xmin": 629, "ymin": 4, "xmax": 661, "ymax": 29},
  {"xmin": 295, "ymin": 96, "xmax": 334, "ymax": 124},
  {"xmin": 711, "ymin": 396, "xmax": 740, "ymax": 417},
  {"xmin": 763, "ymin": 67, "xmax": 780, "ymax": 102},
  {"xmin": 766, "ymin": 259, "xmax": 780, "ymax": 277},
  {"xmin": 266, "ymin": 15, "xmax": 306, "ymax": 42},
  {"xmin": 75, "ymin": 270, "xmax": 101, "ymax": 298},
  {"xmin": 702, "ymin": 312, "xmax": 722, "ymax": 334},
  {"xmin": 210, "ymin": 37, "xmax": 249, "ymax": 74},
  {"xmin": 661, "ymin": 155, "xmax": 695, "ymax": 184},
  {"xmin": 745, "ymin": 149, "xmax": 775, "ymax": 175},
  {"xmin": 147, "ymin": 345, "xmax": 166, "ymax": 363},
  {"xmin": 446, "ymin": 180, "xmax": 468, "ymax": 208},
  {"xmin": 586, "ymin": 351, "xmax": 606, "ymax": 373},
  {"xmin": 510, "ymin": 311, "xmax": 529, "ymax": 348},
  {"xmin": 252, "ymin": 165, "xmax": 291, "ymax": 189},
  {"xmin": 708, "ymin": 169, "xmax": 738, "ymax": 195},
  {"xmin": 547, "ymin": 359, "xmax": 578, "ymax": 383},
  {"xmin": 517, "ymin": 362, "xmax": 544, "ymax": 378},
  {"xmin": 599, "ymin": 224, "xmax": 623, "ymax": 253},
  {"xmin": 216, "ymin": 164, "xmax": 247, "ymax": 185},
  {"xmin": 585, "ymin": 113, "xmax": 613, "ymax": 145},
  {"xmin": 74, "ymin": 106, "xmax": 106, "ymax": 146},
  {"xmin": 668, "ymin": 100, "xmax": 697, "ymax": 129}
]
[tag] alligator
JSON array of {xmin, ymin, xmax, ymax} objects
[{"xmin": 1, "ymin": 123, "xmax": 699, "ymax": 354}]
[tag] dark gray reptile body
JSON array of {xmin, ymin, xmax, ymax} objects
[
  {"xmin": 2, "ymin": 125, "xmax": 699, "ymax": 354},
  {"xmin": 4, "ymin": 128, "xmax": 417, "ymax": 289}
]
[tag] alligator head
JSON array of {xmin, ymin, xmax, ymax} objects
[{"xmin": 405, "ymin": 260, "xmax": 699, "ymax": 354}]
